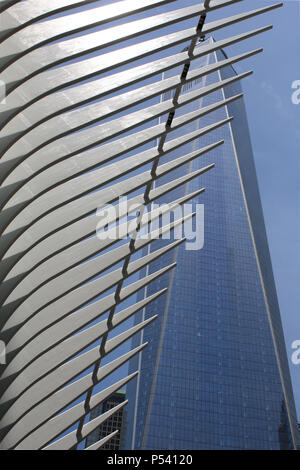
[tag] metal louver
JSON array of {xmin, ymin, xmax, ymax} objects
[{"xmin": 0, "ymin": 0, "xmax": 282, "ymax": 450}]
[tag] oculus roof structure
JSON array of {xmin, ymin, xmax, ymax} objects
[{"xmin": 0, "ymin": 0, "xmax": 297, "ymax": 451}]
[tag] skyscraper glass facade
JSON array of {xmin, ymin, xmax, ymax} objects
[
  {"xmin": 85, "ymin": 391, "xmax": 127, "ymax": 450},
  {"xmin": 125, "ymin": 38, "xmax": 299, "ymax": 450}
]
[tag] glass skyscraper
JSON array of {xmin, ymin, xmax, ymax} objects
[
  {"xmin": 125, "ymin": 38, "xmax": 299, "ymax": 450},
  {"xmin": 85, "ymin": 391, "xmax": 127, "ymax": 450}
]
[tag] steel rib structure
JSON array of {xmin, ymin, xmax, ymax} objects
[{"xmin": 0, "ymin": 0, "xmax": 286, "ymax": 450}]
